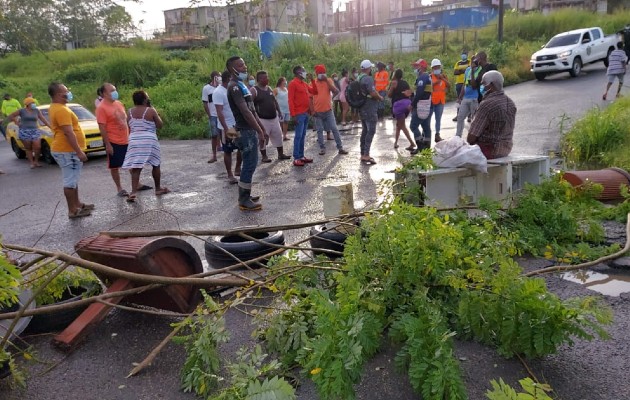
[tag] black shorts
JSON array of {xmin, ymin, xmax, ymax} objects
[{"xmin": 107, "ymin": 143, "xmax": 128, "ymax": 169}]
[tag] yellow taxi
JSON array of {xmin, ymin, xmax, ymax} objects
[{"xmin": 6, "ymin": 103, "xmax": 105, "ymax": 164}]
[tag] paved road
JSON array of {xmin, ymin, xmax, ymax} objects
[{"xmin": 1, "ymin": 63, "xmax": 628, "ymax": 400}]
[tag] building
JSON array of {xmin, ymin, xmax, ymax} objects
[{"xmin": 163, "ymin": 6, "xmax": 230, "ymax": 43}]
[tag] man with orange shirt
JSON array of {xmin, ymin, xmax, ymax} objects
[
  {"xmin": 96, "ymin": 83, "xmax": 135, "ymax": 197},
  {"xmin": 48, "ymin": 82, "xmax": 93, "ymax": 219},
  {"xmin": 288, "ymin": 65, "xmax": 316, "ymax": 167},
  {"xmin": 311, "ymin": 64, "xmax": 349, "ymax": 156},
  {"xmin": 374, "ymin": 62, "xmax": 389, "ymax": 119}
]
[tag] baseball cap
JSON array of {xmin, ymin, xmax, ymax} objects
[
  {"xmin": 314, "ymin": 64, "xmax": 326, "ymax": 74},
  {"xmin": 411, "ymin": 58, "xmax": 428, "ymax": 69},
  {"xmin": 23, "ymin": 97, "xmax": 36, "ymax": 106},
  {"xmin": 431, "ymin": 58, "xmax": 442, "ymax": 68},
  {"xmin": 360, "ymin": 59, "xmax": 374, "ymax": 69}
]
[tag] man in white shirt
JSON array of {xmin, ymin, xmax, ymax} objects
[
  {"xmin": 202, "ymin": 71, "xmax": 221, "ymax": 163},
  {"xmin": 213, "ymin": 70, "xmax": 242, "ymax": 184}
]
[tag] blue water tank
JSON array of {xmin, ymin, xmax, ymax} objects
[{"xmin": 258, "ymin": 31, "xmax": 311, "ymax": 58}]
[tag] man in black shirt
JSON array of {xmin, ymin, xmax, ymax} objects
[
  {"xmin": 226, "ymin": 56, "xmax": 266, "ymax": 211},
  {"xmin": 471, "ymin": 51, "xmax": 497, "ymax": 103},
  {"xmin": 618, "ymin": 25, "xmax": 630, "ymax": 62}
]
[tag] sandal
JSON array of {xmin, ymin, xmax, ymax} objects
[
  {"xmin": 155, "ymin": 187, "xmax": 171, "ymax": 196},
  {"xmin": 361, "ymin": 157, "xmax": 377, "ymax": 165},
  {"xmin": 227, "ymin": 176, "xmax": 238, "ymax": 184},
  {"xmin": 81, "ymin": 203, "xmax": 95, "ymax": 211},
  {"xmin": 394, "ymin": 143, "xmax": 399, "ymax": 149},
  {"xmin": 69, "ymin": 207, "xmax": 92, "ymax": 219},
  {"xmin": 138, "ymin": 184, "xmax": 153, "ymax": 191},
  {"xmin": 126, "ymin": 194, "xmax": 137, "ymax": 203},
  {"xmin": 117, "ymin": 189, "xmax": 129, "ymax": 197},
  {"xmin": 405, "ymin": 145, "xmax": 416, "ymax": 151}
]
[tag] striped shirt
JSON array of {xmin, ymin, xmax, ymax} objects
[
  {"xmin": 607, "ymin": 49, "xmax": 628, "ymax": 75},
  {"xmin": 468, "ymin": 91, "xmax": 516, "ymax": 159}
]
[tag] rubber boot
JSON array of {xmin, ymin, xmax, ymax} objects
[
  {"xmin": 277, "ymin": 146, "xmax": 291, "ymax": 160},
  {"xmin": 238, "ymin": 187, "xmax": 262, "ymax": 211},
  {"xmin": 410, "ymin": 139, "xmax": 423, "ymax": 155},
  {"xmin": 260, "ymin": 149, "xmax": 272, "ymax": 163}
]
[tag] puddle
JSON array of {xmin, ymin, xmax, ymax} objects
[{"xmin": 561, "ymin": 270, "xmax": 630, "ymax": 296}]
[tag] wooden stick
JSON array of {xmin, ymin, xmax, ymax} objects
[{"xmin": 126, "ymin": 318, "xmax": 187, "ymax": 377}]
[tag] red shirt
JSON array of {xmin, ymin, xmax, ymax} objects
[{"xmin": 288, "ymin": 77, "xmax": 313, "ymax": 117}]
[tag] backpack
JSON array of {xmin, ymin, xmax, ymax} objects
[{"xmin": 345, "ymin": 75, "xmax": 368, "ymax": 108}]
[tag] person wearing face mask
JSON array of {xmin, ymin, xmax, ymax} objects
[
  {"xmin": 310, "ymin": 64, "xmax": 349, "ymax": 156},
  {"xmin": 97, "ymin": 82, "xmax": 140, "ymax": 197},
  {"xmin": 455, "ymin": 58, "xmax": 482, "ymax": 138},
  {"xmin": 226, "ymin": 56, "xmax": 267, "ymax": 211},
  {"xmin": 409, "ymin": 58, "xmax": 433, "ymax": 154},
  {"xmin": 452, "ymin": 50, "xmax": 470, "ymax": 122},
  {"xmin": 47, "ymin": 82, "xmax": 93, "ymax": 218},
  {"xmin": 467, "ymin": 71, "xmax": 516, "ymax": 159},
  {"xmin": 273, "ymin": 77, "xmax": 291, "ymax": 141},
  {"xmin": 470, "ymin": 51, "xmax": 497, "ymax": 103},
  {"xmin": 288, "ymin": 65, "xmax": 316, "ymax": 167},
  {"xmin": 202, "ymin": 71, "xmax": 221, "ymax": 163},
  {"xmin": 429, "ymin": 59, "xmax": 450, "ymax": 143},
  {"xmin": 5, "ymin": 97, "xmax": 52, "ymax": 168}
]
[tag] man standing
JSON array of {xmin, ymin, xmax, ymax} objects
[
  {"xmin": 603, "ymin": 41, "xmax": 628, "ymax": 101},
  {"xmin": 202, "ymin": 71, "xmax": 221, "ymax": 163},
  {"xmin": 374, "ymin": 62, "xmax": 389, "ymax": 119},
  {"xmin": 452, "ymin": 50, "xmax": 470, "ymax": 122},
  {"xmin": 409, "ymin": 59, "xmax": 433, "ymax": 154},
  {"xmin": 455, "ymin": 58, "xmax": 482, "ymax": 138},
  {"xmin": 429, "ymin": 58, "xmax": 450, "ymax": 143},
  {"xmin": 288, "ymin": 65, "xmax": 315, "ymax": 167},
  {"xmin": 251, "ymin": 70, "xmax": 291, "ymax": 162},
  {"xmin": 96, "ymin": 83, "xmax": 132, "ymax": 197},
  {"xmin": 311, "ymin": 64, "xmax": 349, "ymax": 156},
  {"xmin": 357, "ymin": 59, "xmax": 383, "ymax": 165},
  {"xmin": 471, "ymin": 51, "xmax": 497, "ymax": 103},
  {"xmin": 214, "ymin": 70, "xmax": 242, "ymax": 184},
  {"xmin": 226, "ymin": 56, "xmax": 266, "ymax": 211},
  {"xmin": 47, "ymin": 82, "xmax": 93, "ymax": 218},
  {"xmin": 1, "ymin": 93, "xmax": 21, "ymax": 138},
  {"xmin": 467, "ymin": 71, "xmax": 516, "ymax": 160}
]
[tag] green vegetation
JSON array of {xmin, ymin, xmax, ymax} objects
[
  {"xmin": 486, "ymin": 378, "xmax": 553, "ymax": 400},
  {"xmin": 1, "ymin": 9, "xmax": 628, "ymax": 138},
  {"xmin": 21, "ymin": 264, "xmax": 101, "ymax": 306}
]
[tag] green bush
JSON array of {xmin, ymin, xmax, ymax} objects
[
  {"xmin": 103, "ymin": 53, "xmax": 169, "ymax": 87},
  {"xmin": 64, "ymin": 62, "xmax": 105, "ymax": 83}
]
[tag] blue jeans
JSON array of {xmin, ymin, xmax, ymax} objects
[
  {"xmin": 292, "ymin": 113, "xmax": 309, "ymax": 159},
  {"xmin": 431, "ymin": 103, "xmax": 444, "ymax": 136},
  {"xmin": 233, "ymin": 129, "xmax": 259, "ymax": 189},
  {"xmin": 410, "ymin": 108, "xmax": 432, "ymax": 143},
  {"xmin": 315, "ymin": 110, "xmax": 343, "ymax": 150},
  {"xmin": 359, "ymin": 112, "xmax": 377, "ymax": 156}
]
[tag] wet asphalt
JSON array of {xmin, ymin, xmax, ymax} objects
[{"xmin": 1, "ymin": 63, "xmax": 629, "ymax": 399}]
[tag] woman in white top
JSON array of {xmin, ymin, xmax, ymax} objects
[{"xmin": 273, "ymin": 77, "xmax": 291, "ymax": 141}]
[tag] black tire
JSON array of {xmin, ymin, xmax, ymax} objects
[
  {"xmin": 534, "ymin": 72, "xmax": 546, "ymax": 81},
  {"xmin": 25, "ymin": 285, "xmax": 99, "ymax": 334},
  {"xmin": 40, "ymin": 140, "xmax": 56, "ymax": 165},
  {"xmin": 309, "ymin": 225, "xmax": 349, "ymax": 258},
  {"xmin": 569, "ymin": 57, "xmax": 582, "ymax": 77},
  {"xmin": 204, "ymin": 231, "xmax": 285, "ymax": 269},
  {"xmin": 10, "ymin": 138, "xmax": 26, "ymax": 159}
]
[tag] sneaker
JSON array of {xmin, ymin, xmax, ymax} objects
[
  {"xmin": 301, "ymin": 157, "xmax": 313, "ymax": 163},
  {"xmin": 338, "ymin": 149, "xmax": 349, "ymax": 155},
  {"xmin": 319, "ymin": 148, "xmax": 326, "ymax": 155},
  {"xmin": 293, "ymin": 159, "xmax": 305, "ymax": 167}
]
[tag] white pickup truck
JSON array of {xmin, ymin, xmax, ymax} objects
[{"xmin": 530, "ymin": 27, "xmax": 618, "ymax": 80}]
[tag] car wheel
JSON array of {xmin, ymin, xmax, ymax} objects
[
  {"xmin": 204, "ymin": 231, "xmax": 285, "ymax": 269},
  {"xmin": 309, "ymin": 225, "xmax": 350, "ymax": 258},
  {"xmin": 534, "ymin": 72, "xmax": 546, "ymax": 81},
  {"xmin": 10, "ymin": 138, "xmax": 26, "ymax": 159},
  {"xmin": 569, "ymin": 57, "xmax": 582, "ymax": 77},
  {"xmin": 40, "ymin": 140, "xmax": 56, "ymax": 165}
]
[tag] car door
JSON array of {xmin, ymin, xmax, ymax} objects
[{"xmin": 588, "ymin": 29, "xmax": 604, "ymax": 62}]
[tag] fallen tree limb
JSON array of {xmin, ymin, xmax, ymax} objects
[{"xmin": 524, "ymin": 213, "xmax": 630, "ymax": 277}]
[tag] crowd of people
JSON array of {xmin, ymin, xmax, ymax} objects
[{"xmin": 0, "ymin": 49, "xmax": 519, "ymax": 213}]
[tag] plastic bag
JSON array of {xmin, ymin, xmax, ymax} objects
[{"xmin": 433, "ymin": 136, "xmax": 488, "ymax": 173}]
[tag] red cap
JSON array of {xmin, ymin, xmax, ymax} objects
[
  {"xmin": 411, "ymin": 58, "xmax": 428, "ymax": 69},
  {"xmin": 314, "ymin": 64, "xmax": 326, "ymax": 74}
]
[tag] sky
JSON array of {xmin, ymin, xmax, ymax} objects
[{"xmin": 121, "ymin": 0, "xmax": 345, "ymax": 34}]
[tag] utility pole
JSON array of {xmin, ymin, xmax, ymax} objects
[
  {"xmin": 498, "ymin": 0, "xmax": 504, "ymax": 43},
  {"xmin": 357, "ymin": 0, "xmax": 361, "ymax": 48}
]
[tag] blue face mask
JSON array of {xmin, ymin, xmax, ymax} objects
[
  {"xmin": 65, "ymin": 92, "xmax": 73, "ymax": 101},
  {"xmin": 235, "ymin": 71, "xmax": 248, "ymax": 81},
  {"xmin": 111, "ymin": 90, "xmax": 119, "ymax": 101},
  {"xmin": 479, "ymin": 84, "xmax": 486, "ymax": 96},
  {"xmin": 29, "ymin": 103, "xmax": 37, "ymax": 110},
  {"xmin": 248, "ymin": 79, "xmax": 255, "ymax": 86},
  {"xmin": 433, "ymin": 69, "xmax": 442, "ymax": 75},
  {"xmin": 461, "ymin": 54, "xmax": 468, "ymax": 61}
]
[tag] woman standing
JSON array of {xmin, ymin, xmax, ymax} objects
[
  {"xmin": 7, "ymin": 97, "xmax": 51, "ymax": 168},
  {"xmin": 387, "ymin": 69, "xmax": 415, "ymax": 151},
  {"xmin": 338, "ymin": 69, "xmax": 350, "ymax": 127},
  {"xmin": 122, "ymin": 90, "xmax": 169, "ymax": 202},
  {"xmin": 273, "ymin": 77, "xmax": 291, "ymax": 141}
]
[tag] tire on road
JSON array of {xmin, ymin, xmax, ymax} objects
[
  {"xmin": 569, "ymin": 57, "xmax": 582, "ymax": 77},
  {"xmin": 204, "ymin": 231, "xmax": 285, "ymax": 269},
  {"xmin": 10, "ymin": 138, "xmax": 26, "ymax": 159},
  {"xmin": 40, "ymin": 140, "xmax": 56, "ymax": 165},
  {"xmin": 309, "ymin": 224, "xmax": 351, "ymax": 258},
  {"xmin": 534, "ymin": 72, "xmax": 547, "ymax": 81}
]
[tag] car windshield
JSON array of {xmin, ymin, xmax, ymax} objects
[
  {"xmin": 40, "ymin": 105, "xmax": 95, "ymax": 122},
  {"xmin": 546, "ymin": 34, "xmax": 581, "ymax": 48}
]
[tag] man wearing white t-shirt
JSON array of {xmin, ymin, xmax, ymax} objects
[
  {"xmin": 213, "ymin": 70, "xmax": 242, "ymax": 184},
  {"xmin": 202, "ymin": 71, "xmax": 221, "ymax": 163}
]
